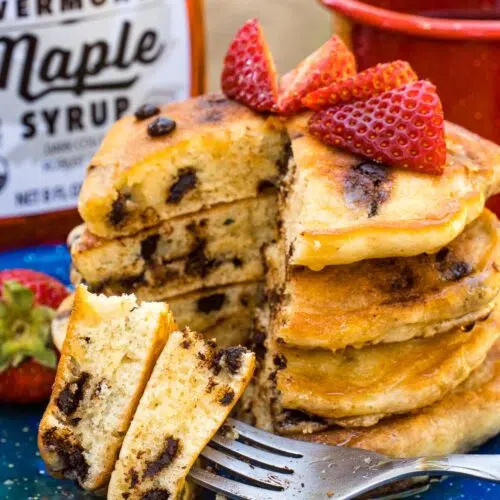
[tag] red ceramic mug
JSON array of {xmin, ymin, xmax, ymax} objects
[{"xmin": 320, "ymin": 0, "xmax": 500, "ymax": 213}]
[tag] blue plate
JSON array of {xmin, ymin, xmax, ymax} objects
[{"xmin": 1, "ymin": 245, "xmax": 499, "ymax": 499}]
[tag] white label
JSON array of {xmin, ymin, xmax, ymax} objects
[{"xmin": 0, "ymin": 0, "xmax": 192, "ymax": 218}]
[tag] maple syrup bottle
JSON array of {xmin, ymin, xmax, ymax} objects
[{"xmin": 0, "ymin": 0, "xmax": 205, "ymax": 251}]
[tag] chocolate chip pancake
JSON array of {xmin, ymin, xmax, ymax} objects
[
  {"xmin": 108, "ymin": 329, "xmax": 255, "ymax": 500},
  {"xmin": 255, "ymin": 303, "xmax": 500, "ymax": 428},
  {"xmin": 266, "ymin": 210, "xmax": 500, "ymax": 351},
  {"xmin": 293, "ymin": 339, "xmax": 500, "ymax": 459},
  {"xmin": 284, "ymin": 116, "xmax": 500, "ymax": 270},
  {"xmin": 39, "ymin": 286, "xmax": 176, "ymax": 491},
  {"xmin": 78, "ymin": 94, "xmax": 288, "ymax": 239},
  {"xmin": 70, "ymin": 195, "xmax": 277, "ymax": 291}
]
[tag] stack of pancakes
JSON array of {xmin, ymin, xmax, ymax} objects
[
  {"xmin": 69, "ymin": 95, "xmax": 289, "ymax": 347},
  {"xmin": 71, "ymin": 93, "xmax": 500, "ymax": 463},
  {"xmin": 247, "ymin": 113, "xmax": 500, "ymax": 460}
]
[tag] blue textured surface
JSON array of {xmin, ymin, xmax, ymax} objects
[{"xmin": 0, "ymin": 244, "xmax": 499, "ymax": 499}]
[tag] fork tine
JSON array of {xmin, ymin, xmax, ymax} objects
[
  {"xmin": 201, "ymin": 445, "xmax": 289, "ymax": 490},
  {"xmin": 226, "ymin": 418, "xmax": 303, "ymax": 457},
  {"xmin": 211, "ymin": 434, "xmax": 295, "ymax": 473},
  {"xmin": 189, "ymin": 466, "xmax": 281, "ymax": 500}
]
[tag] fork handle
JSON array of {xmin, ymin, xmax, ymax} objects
[{"xmin": 398, "ymin": 454, "xmax": 500, "ymax": 482}]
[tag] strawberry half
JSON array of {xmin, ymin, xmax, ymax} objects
[
  {"xmin": 308, "ymin": 80, "xmax": 446, "ymax": 175},
  {"xmin": 221, "ymin": 19, "xmax": 278, "ymax": 112},
  {"xmin": 0, "ymin": 269, "xmax": 69, "ymax": 403},
  {"xmin": 277, "ymin": 35, "xmax": 356, "ymax": 115},
  {"xmin": 303, "ymin": 60, "xmax": 418, "ymax": 110}
]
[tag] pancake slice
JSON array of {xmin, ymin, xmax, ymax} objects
[
  {"xmin": 108, "ymin": 329, "xmax": 255, "ymax": 500},
  {"xmin": 79, "ymin": 94, "xmax": 288, "ymax": 238},
  {"xmin": 284, "ymin": 116, "xmax": 500, "ymax": 269},
  {"xmin": 296, "ymin": 340, "xmax": 500, "ymax": 458},
  {"xmin": 71, "ymin": 194, "xmax": 277, "ymax": 290},
  {"xmin": 269, "ymin": 304, "xmax": 500, "ymax": 424},
  {"xmin": 38, "ymin": 286, "xmax": 176, "ymax": 490},
  {"xmin": 269, "ymin": 210, "xmax": 500, "ymax": 351}
]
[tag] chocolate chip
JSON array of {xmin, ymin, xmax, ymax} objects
[
  {"xmin": 206, "ymin": 378, "xmax": 218, "ymax": 393},
  {"xmin": 147, "ymin": 117, "xmax": 176, "ymax": 137},
  {"xmin": 211, "ymin": 346, "xmax": 246, "ymax": 375},
  {"xmin": 142, "ymin": 490, "xmax": 171, "ymax": 500},
  {"xmin": 273, "ymin": 354, "xmax": 287, "ymax": 370},
  {"xmin": 166, "ymin": 168, "xmax": 197, "ymax": 204},
  {"xmin": 118, "ymin": 274, "xmax": 145, "ymax": 289},
  {"xmin": 257, "ymin": 178, "xmax": 278, "ymax": 195},
  {"xmin": 461, "ymin": 322, "xmax": 476, "ymax": 332},
  {"xmin": 435, "ymin": 247, "xmax": 450, "ymax": 262},
  {"xmin": 197, "ymin": 293, "xmax": 226, "ymax": 314},
  {"xmin": 440, "ymin": 261, "xmax": 472, "ymax": 281},
  {"xmin": 185, "ymin": 239, "xmax": 219, "ymax": 277},
  {"xmin": 181, "ymin": 340, "xmax": 191, "ymax": 349},
  {"xmin": 232, "ymin": 257, "xmax": 243, "ymax": 268},
  {"xmin": 108, "ymin": 193, "xmax": 131, "ymax": 226},
  {"xmin": 224, "ymin": 218, "xmax": 235, "ymax": 226},
  {"xmin": 129, "ymin": 469, "xmax": 139, "ymax": 488},
  {"xmin": 140, "ymin": 234, "xmax": 160, "ymax": 262},
  {"xmin": 223, "ymin": 347, "xmax": 246, "ymax": 374},
  {"xmin": 390, "ymin": 266, "xmax": 415, "ymax": 292},
  {"xmin": 344, "ymin": 162, "xmax": 392, "ymax": 218},
  {"xmin": 144, "ymin": 437, "xmax": 180, "ymax": 478},
  {"xmin": 277, "ymin": 141, "xmax": 292, "ymax": 175},
  {"xmin": 56, "ymin": 373, "xmax": 90, "ymax": 416},
  {"xmin": 135, "ymin": 104, "xmax": 160, "ymax": 121},
  {"xmin": 41, "ymin": 428, "xmax": 89, "ymax": 483},
  {"xmin": 219, "ymin": 388, "xmax": 235, "ymax": 406}
]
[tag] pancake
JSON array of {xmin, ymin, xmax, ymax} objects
[
  {"xmin": 52, "ymin": 282, "xmax": 262, "ymax": 352},
  {"xmin": 71, "ymin": 243, "xmax": 265, "ymax": 302},
  {"xmin": 294, "ymin": 340, "xmax": 500, "ymax": 459},
  {"xmin": 202, "ymin": 311, "xmax": 256, "ymax": 348},
  {"xmin": 70, "ymin": 195, "xmax": 277, "ymax": 289},
  {"xmin": 79, "ymin": 94, "xmax": 288, "ymax": 238},
  {"xmin": 284, "ymin": 116, "xmax": 500, "ymax": 270},
  {"xmin": 267, "ymin": 210, "xmax": 500, "ymax": 351},
  {"xmin": 266, "ymin": 304, "xmax": 500, "ymax": 424}
]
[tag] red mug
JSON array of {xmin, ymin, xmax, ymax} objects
[{"xmin": 320, "ymin": 0, "xmax": 500, "ymax": 213}]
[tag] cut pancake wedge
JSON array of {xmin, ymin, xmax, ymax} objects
[
  {"xmin": 108, "ymin": 329, "xmax": 255, "ymax": 500},
  {"xmin": 79, "ymin": 94, "xmax": 287, "ymax": 238},
  {"xmin": 38, "ymin": 286, "xmax": 175, "ymax": 490},
  {"xmin": 285, "ymin": 117, "xmax": 500, "ymax": 269}
]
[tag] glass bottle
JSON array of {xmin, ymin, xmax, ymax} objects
[{"xmin": 0, "ymin": 0, "xmax": 205, "ymax": 251}]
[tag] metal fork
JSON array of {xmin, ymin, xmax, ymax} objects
[{"xmin": 188, "ymin": 418, "xmax": 500, "ymax": 499}]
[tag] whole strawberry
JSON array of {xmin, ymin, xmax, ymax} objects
[
  {"xmin": 302, "ymin": 60, "xmax": 418, "ymax": 110},
  {"xmin": 0, "ymin": 269, "xmax": 69, "ymax": 403},
  {"xmin": 308, "ymin": 80, "xmax": 446, "ymax": 175},
  {"xmin": 278, "ymin": 35, "xmax": 356, "ymax": 115},
  {"xmin": 221, "ymin": 18, "xmax": 278, "ymax": 112}
]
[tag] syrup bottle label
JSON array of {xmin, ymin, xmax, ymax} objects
[{"xmin": 0, "ymin": 0, "xmax": 191, "ymax": 218}]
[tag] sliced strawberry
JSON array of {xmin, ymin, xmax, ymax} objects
[
  {"xmin": 221, "ymin": 19, "xmax": 278, "ymax": 112},
  {"xmin": 308, "ymin": 80, "xmax": 446, "ymax": 175},
  {"xmin": 277, "ymin": 35, "xmax": 356, "ymax": 115},
  {"xmin": 303, "ymin": 60, "xmax": 418, "ymax": 110}
]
